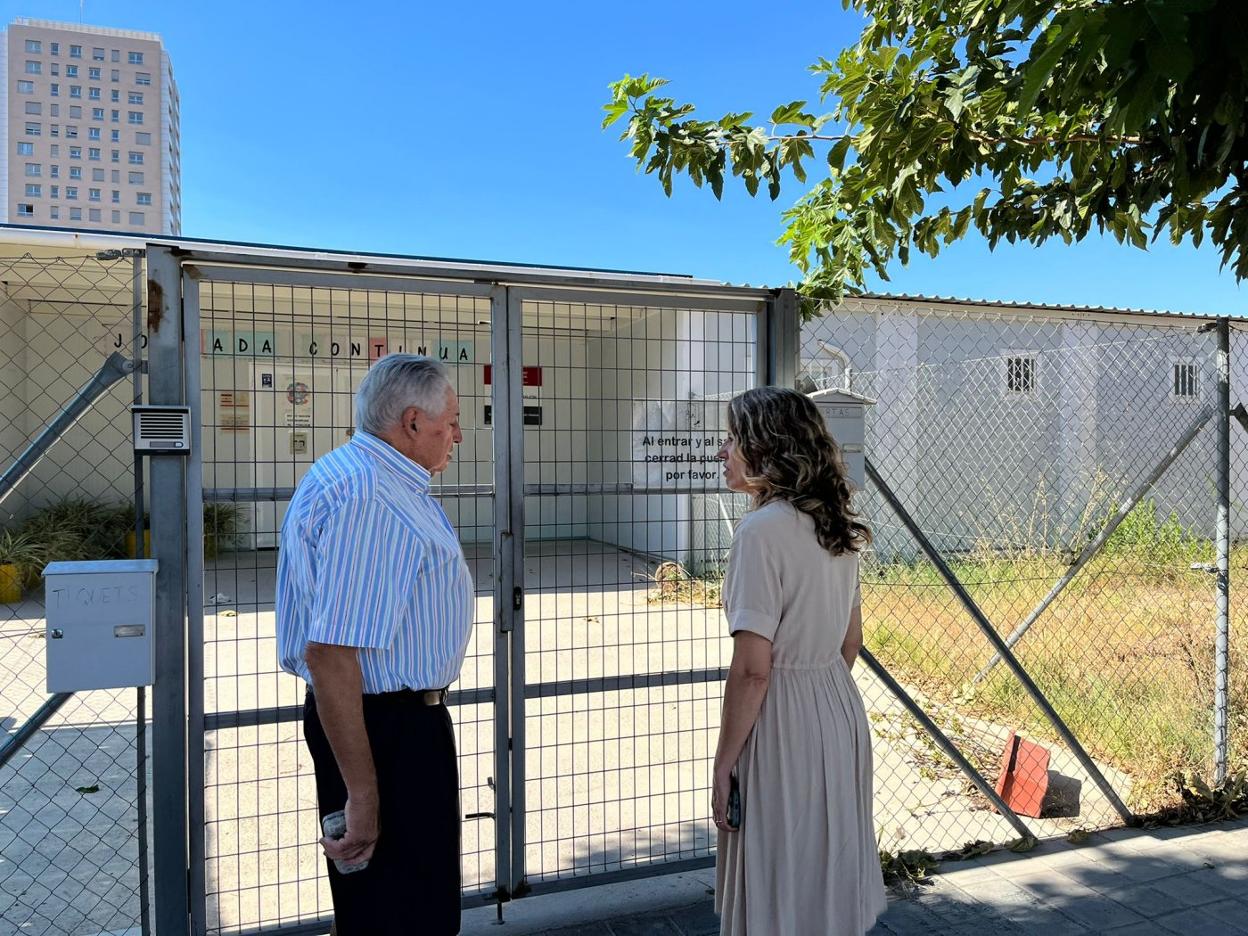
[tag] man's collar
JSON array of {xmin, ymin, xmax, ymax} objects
[{"xmin": 350, "ymin": 431, "xmax": 432, "ymax": 492}]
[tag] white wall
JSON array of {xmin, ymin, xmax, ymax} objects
[{"xmin": 801, "ymin": 298, "xmax": 1243, "ymax": 559}]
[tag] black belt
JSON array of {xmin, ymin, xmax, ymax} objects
[{"xmin": 309, "ymin": 686, "xmax": 448, "ymax": 706}]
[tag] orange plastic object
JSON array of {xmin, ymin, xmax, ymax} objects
[{"xmin": 994, "ymin": 730, "xmax": 1051, "ymax": 818}]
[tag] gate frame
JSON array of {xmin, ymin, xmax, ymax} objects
[
  {"xmin": 501, "ymin": 282, "xmax": 781, "ymax": 899},
  {"xmin": 161, "ymin": 241, "xmax": 783, "ymax": 935}
]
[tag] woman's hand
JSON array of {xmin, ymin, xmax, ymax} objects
[{"xmin": 712, "ymin": 764, "xmax": 734, "ymax": 832}]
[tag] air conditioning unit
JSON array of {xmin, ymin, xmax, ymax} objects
[{"xmin": 131, "ymin": 405, "xmax": 191, "ymax": 453}]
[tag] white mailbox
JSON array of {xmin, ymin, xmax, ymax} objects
[
  {"xmin": 43, "ymin": 559, "xmax": 158, "ymax": 692},
  {"xmin": 808, "ymin": 388, "xmax": 875, "ymax": 490}
]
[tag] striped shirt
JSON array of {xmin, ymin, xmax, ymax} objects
[{"xmin": 275, "ymin": 430, "xmax": 474, "ymax": 694}]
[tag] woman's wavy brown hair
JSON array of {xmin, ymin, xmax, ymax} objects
[{"xmin": 727, "ymin": 386, "xmax": 871, "ymax": 555}]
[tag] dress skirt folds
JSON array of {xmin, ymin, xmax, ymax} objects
[{"xmin": 714, "ymin": 500, "xmax": 886, "ymax": 936}]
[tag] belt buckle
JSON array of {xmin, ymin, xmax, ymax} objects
[{"xmin": 423, "ymin": 688, "xmax": 446, "ymax": 706}]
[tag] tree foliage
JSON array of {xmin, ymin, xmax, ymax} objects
[{"xmin": 603, "ymin": 1, "xmax": 1248, "ymax": 314}]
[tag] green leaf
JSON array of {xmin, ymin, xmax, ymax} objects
[
  {"xmin": 1145, "ymin": 34, "xmax": 1195, "ymax": 82},
  {"xmin": 606, "ymin": 2, "xmax": 1248, "ymax": 297},
  {"xmin": 719, "ymin": 112, "xmax": 753, "ymax": 129},
  {"xmin": 1018, "ymin": 22, "xmax": 1080, "ymax": 116},
  {"xmin": 770, "ymin": 101, "xmax": 812, "ymax": 126},
  {"xmin": 827, "ymin": 137, "xmax": 853, "ymax": 172},
  {"xmin": 75, "ymin": 784, "xmax": 100, "ymax": 794},
  {"xmin": 601, "ymin": 100, "xmax": 630, "ymax": 130}
]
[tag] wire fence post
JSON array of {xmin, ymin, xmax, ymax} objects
[
  {"xmin": 768, "ymin": 287, "xmax": 800, "ymax": 387},
  {"xmin": 1215, "ymin": 316, "xmax": 1231, "ymax": 785},
  {"xmin": 146, "ymin": 244, "xmax": 190, "ymax": 935},
  {"xmin": 128, "ymin": 248, "xmax": 152, "ymax": 936}
]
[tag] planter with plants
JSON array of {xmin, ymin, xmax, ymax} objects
[
  {"xmin": 110, "ymin": 504, "xmax": 152, "ymax": 557},
  {"xmin": 0, "ymin": 529, "xmax": 44, "ymax": 603},
  {"xmin": 18, "ymin": 499, "xmax": 128, "ymax": 571},
  {"xmin": 203, "ymin": 502, "xmax": 245, "ymax": 560},
  {"xmin": 11, "ymin": 499, "xmax": 249, "ymax": 578}
]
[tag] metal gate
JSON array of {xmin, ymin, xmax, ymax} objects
[
  {"xmin": 509, "ymin": 288, "xmax": 768, "ymax": 896},
  {"xmin": 155, "ymin": 245, "xmax": 784, "ymax": 934}
]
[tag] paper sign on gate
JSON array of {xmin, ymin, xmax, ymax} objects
[{"xmin": 632, "ymin": 400, "xmax": 726, "ymax": 491}]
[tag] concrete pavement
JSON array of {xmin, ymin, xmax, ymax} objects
[{"xmin": 460, "ymin": 817, "xmax": 1248, "ymax": 935}]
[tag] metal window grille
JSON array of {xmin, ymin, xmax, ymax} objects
[
  {"xmin": 1007, "ymin": 354, "xmax": 1036, "ymax": 394},
  {"xmin": 1175, "ymin": 361, "xmax": 1200, "ymax": 398}
]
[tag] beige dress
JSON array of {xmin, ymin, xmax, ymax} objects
[{"xmin": 715, "ymin": 500, "xmax": 886, "ymax": 935}]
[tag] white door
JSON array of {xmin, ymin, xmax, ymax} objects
[{"xmin": 252, "ymin": 362, "xmax": 361, "ymax": 548}]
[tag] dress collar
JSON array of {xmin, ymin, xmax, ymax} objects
[{"xmin": 350, "ymin": 431, "xmax": 432, "ymax": 493}]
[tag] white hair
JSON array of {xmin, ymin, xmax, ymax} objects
[{"xmin": 355, "ymin": 355, "xmax": 453, "ymax": 435}]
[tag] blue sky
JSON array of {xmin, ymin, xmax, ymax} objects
[{"xmin": 7, "ymin": 0, "xmax": 1245, "ymax": 314}]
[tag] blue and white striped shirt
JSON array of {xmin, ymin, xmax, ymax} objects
[{"xmin": 275, "ymin": 431, "xmax": 474, "ymax": 694}]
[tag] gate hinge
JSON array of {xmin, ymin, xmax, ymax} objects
[{"xmin": 513, "ymin": 586, "xmax": 523, "ymax": 611}]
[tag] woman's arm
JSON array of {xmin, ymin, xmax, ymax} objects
[
  {"xmin": 841, "ymin": 604, "xmax": 864, "ymax": 670},
  {"xmin": 711, "ymin": 631, "xmax": 773, "ymax": 829}
]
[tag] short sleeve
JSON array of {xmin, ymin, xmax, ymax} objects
[
  {"xmin": 308, "ymin": 498, "xmax": 419, "ymax": 650},
  {"xmin": 723, "ymin": 518, "xmax": 783, "ymax": 641}
]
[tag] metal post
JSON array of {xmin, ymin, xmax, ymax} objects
[
  {"xmin": 146, "ymin": 244, "xmax": 190, "ymax": 934},
  {"xmin": 489, "ymin": 284, "xmax": 514, "ymax": 911},
  {"xmin": 768, "ymin": 288, "xmax": 800, "ymax": 388},
  {"xmin": 184, "ymin": 271, "xmax": 207, "ymax": 936},
  {"xmin": 858, "ymin": 649, "xmax": 1034, "ymax": 842},
  {"xmin": 505, "ymin": 287, "xmax": 529, "ymax": 898},
  {"xmin": 755, "ymin": 296, "xmax": 771, "ymax": 390},
  {"xmin": 128, "ymin": 250, "xmax": 152, "ymax": 936},
  {"xmin": 1215, "ymin": 317, "xmax": 1230, "ymax": 784},
  {"xmin": 866, "ymin": 456, "xmax": 1136, "ymax": 825},
  {"xmin": 976, "ymin": 404, "xmax": 1215, "ymax": 682}
]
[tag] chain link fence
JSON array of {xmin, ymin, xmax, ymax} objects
[
  {"xmin": 798, "ymin": 296, "xmax": 1228, "ymax": 855},
  {"xmin": 3, "ymin": 246, "xmax": 1247, "ymax": 932},
  {"xmin": 0, "ymin": 252, "xmax": 150, "ymax": 936}
]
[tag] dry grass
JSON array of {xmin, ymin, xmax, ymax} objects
[
  {"xmin": 646, "ymin": 494, "xmax": 1248, "ymax": 812},
  {"xmin": 646, "ymin": 562, "xmax": 724, "ymax": 608},
  {"xmin": 862, "ymin": 548, "xmax": 1248, "ymax": 810}
]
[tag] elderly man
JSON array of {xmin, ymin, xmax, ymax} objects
[{"xmin": 275, "ymin": 354, "xmax": 472, "ymax": 936}]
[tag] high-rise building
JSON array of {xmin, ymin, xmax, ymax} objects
[{"xmin": 0, "ymin": 18, "xmax": 180, "ymax": 234}]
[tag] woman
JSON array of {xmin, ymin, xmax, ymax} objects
[{"xmin": 712, "ymin": 387, "xmax": 886, "ymax": 936}]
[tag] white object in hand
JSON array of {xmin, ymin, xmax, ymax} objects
[{"xmin": 321, "ymin": 810, "xmax": 370, "ymax": 874}]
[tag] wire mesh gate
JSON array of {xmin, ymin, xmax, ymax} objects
[
  {"xmin": 510, "ymin": 289, "xmax": 765, "ymax": 895},
  {"xmin": 185, "ymin": 267, "xmax": 502, "ymax": 935},
  {"xmin": 173, "ymin": 248, "xmax": 779, "ymax": 934}
]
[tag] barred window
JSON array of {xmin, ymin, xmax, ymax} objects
[
  {"xmin": 1173, "ymin": 362, "xmax": 1199, "ymax": 398},
  {"xmin": 1006, "ymin": 355, "xmax": 1036, "ymax": 394}
]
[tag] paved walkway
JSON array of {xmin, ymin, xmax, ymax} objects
[{"xmin": 475, "ymin": 818, "xmax": 1248, "ymax": 936}]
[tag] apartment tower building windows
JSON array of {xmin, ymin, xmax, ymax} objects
[{"xmin": 0, "ymin": 18, "xmax": 181, "ymax": 233}]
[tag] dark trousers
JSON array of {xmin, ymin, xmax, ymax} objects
[{"xmin": 305, "ymin": 690, "xmax": 461, "ymax": 936}]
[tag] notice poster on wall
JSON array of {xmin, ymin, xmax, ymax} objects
[
  {"xmin": 217, "ymin": 390, "xmax": 250, "ymax": 432},
  {"xmin": 632, "ymin": 401, "xmax": 727, "ymax": 490}
]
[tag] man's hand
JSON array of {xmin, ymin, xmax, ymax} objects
[{"xmin": 322, "ymin": 792, "xmax": 380, "ymax": 863}]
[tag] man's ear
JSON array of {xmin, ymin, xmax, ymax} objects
[{"xmin": 401, "ymin": 405, "xmax": 423, "ymax": 432}]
